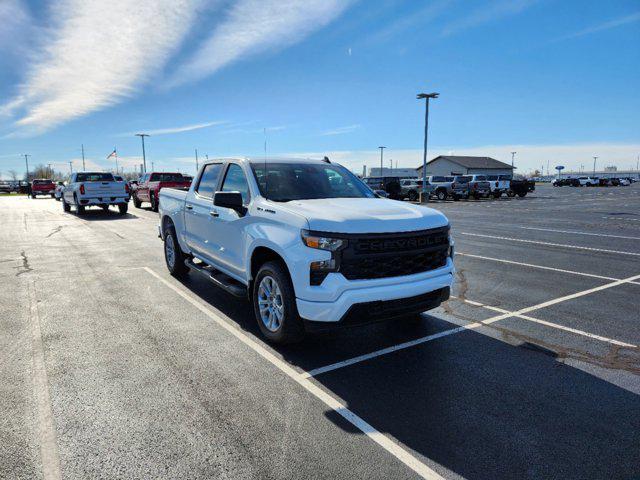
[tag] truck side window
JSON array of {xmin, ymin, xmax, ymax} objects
[
  {"xmin": 196, "ymin": 163, "xmax": 223, "ymax": 198},
  {"xmin": 221, "ymin": 164, "xmax": 250, "ymax": 204}
]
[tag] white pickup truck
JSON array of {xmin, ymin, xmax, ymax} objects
[
  {"xmin": 158, "ymin": 158, "xmax": 454, "ymax": 343},
  {"xmin": 62, "ymin": 172, "xmax": 130, "ymax": 215}
]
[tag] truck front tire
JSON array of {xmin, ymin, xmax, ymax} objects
[
  {"xmin": 163, "ymin": 226, "xmax": 188, "ymax": 278},
  {"xmin": 253, "ymin": 261, "xmax": 304, "ymax": 344},
  {"xmin": 133, "ymin": 194, "xmax": 141, "ymax": 208},
  {"xmin": 150, "ymin": 193, "xmax": 158, "ymax": 212}
]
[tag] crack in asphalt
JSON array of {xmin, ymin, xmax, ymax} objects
[
  {"xmin": 45, "ymin": 226, "xmax": 63, "ymax": 238},
  {"xmin": 15, "ymin": 250, "xmax": 33, "ymax": 276}
]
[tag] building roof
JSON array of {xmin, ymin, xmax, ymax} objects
[{"xmin": 420, "ymin": 155, "xmax": 513, "ymax": 170}]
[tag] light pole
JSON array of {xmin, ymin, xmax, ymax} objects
[
  {"xmin": 47, "ymin": 163, "xmax": 52, "ymax": 179},
  {"xmin": 511, "ymin": 151, "xmax": 516, "ymax": 170},
  {"xmin": 195, "ymin": 149, "xmax": 199, "ymax": 172},
  {"xmin": 593, "ymin": 156, "xmax": 598, "ymax": 176},
  {"xmin": 81, "ymin": 144, "xmax": 86, "ymax": 171},
  {"xmin": 24, "ymin": 154, "xmax": 31, "ymax": 181},
  {"xmin": 378, "ymin": 146, "xmax": 386, "ymax": 176},
  {"xmin": 135, "ymin": 133, "xmax": 150, "ymax": 172},
  {"xmin": 68, "ymin": 161, "xmax": 73, "ymax": 174},
  {"xmin": 417, "ymin": 92, "xmax": 439, "ymax": 202}
]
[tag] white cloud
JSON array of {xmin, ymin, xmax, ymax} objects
[
  {"xmin": 441, "ymin": 0, "xmax": 537, "ymax": 37},
  {"xmin": 120, "ymin": 120, "xmax": 227, "ymax": 137},
  {"xmin": 287, "ymin": 143, "xmax": 640, "ymax": 175},
  {"xmin": 554, "ymin": 11, "xmax": 640, "ymax": 41},
  {"xmin": 3, "ymin": 0, "xmax": 205, "ymax": 134},
  {"xmin": 319, "ymin": 124, "xmax": 361, "ymax": 136},
  {"xmin": 166, "ymin": 0, "xmax": 353, "ymax": 87}
]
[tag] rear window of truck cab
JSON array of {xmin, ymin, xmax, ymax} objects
[
  {"xmin": 75, "ymin": 173, "xmax": 115, "ymax": 182},
  {"xmin": 150, "ymin": 173, "xmax": 185, "ymax": 182}
]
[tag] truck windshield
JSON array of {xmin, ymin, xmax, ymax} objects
[
  {"xmin": 76, "ymin": 173, "xmax": 115, "ymax": 182},
  {"xmin": 251, "ymin": 162, "xmax": 375, "ymax": 202},
  {"xmin": 150, "ymin": 173, "xmax": 184, "ymax": 182}
]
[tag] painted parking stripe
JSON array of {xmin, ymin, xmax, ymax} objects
[
  {"xmin": 306, "ymin": 273, "xmax": 640, "ymax": 377},
  {"xmin": 519, "ymin": 226, "xmax": 640, "ymax": 240},
  {"xmin": 143, "ymin": 267, "xmax": 445, "ymax": 480},
  {"xmin": 459, "ymin": 232, "xmax": 640, "ymax": 257},
  {"xmin": 451, "ymin": 296, "xmax": 636, "ymax": 348},
  {"xmin": 455, "ymin": 252, "xmax": 640, "ymax": 285}
]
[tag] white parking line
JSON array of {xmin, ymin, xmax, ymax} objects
[
  {"xmin": 305, "ymin": 273, "xmax": 640, "ymax": 376},
  {"xmin": 451, "ymin": 296, "xmax": 636, "ymax": 348},
  {"xmin": 520, "ymin": 226, "xmax": 640, "ymax": 240},
  {"xmin": 459, "ymin": 232, "xmax": 640, "ymax": 257},
  {"xmin": 455, "ymin": 252, "xmax": 640, "ymax": 286},
  {"xmin": 28, "ymin": 281, "xmax": 62, "ymax": 480},
  {"xmin": 143, "ymin": 267, "xmax": 445, "ymax": 480}
]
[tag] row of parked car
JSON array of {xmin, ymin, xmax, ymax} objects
[
  {"xmin": 364, "ymin": 174, "xmax": 535, "ymax": 201},
  {"xmin": 552, "ymin": 176, "xmax": 635, "ymax": 187}
]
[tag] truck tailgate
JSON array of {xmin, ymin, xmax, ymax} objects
[{"xmin": 83, "ymin": 182, "xmax": 126, "ymax": 196}]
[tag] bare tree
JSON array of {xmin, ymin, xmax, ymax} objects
[{"xmin": 8, "ymin": 170, "xmax": 18, "ymax": 182}]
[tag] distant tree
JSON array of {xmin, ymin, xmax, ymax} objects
[{"xmin": 8, "ymin": 170, "xmax": 18, "ymax": 181}]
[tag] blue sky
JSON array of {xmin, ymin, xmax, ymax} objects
[{"xmin": 1, "ymin": 0, "xmax": 639, "ymax": 178}]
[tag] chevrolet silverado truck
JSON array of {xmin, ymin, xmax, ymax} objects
[
  {"xmin": 451, "ymin": 175, "xmax": 491, "ymax": 200},
  {"xmin": 484, "ymin": 174, "xmax": 511, "ymax": 198},
  {"xmin": 159, "ymin": 158, "xmax": 454, "ymax": 344},
  {"xmin": 30, "ymin": 179, "xmax": 56, "ymax": 198},
  {"xmin": 426, "ymin": 176, "xmax": 455, "ymax": 200},
  {"xmin": 133, "ymin": 172, "xmax": 192, "ymax": 212},
  {"xmin": 61, "ymin": 172, "xmax": 130, "ymax": 215}
]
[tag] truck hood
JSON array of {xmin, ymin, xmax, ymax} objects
[{"xmin": 281, "ymin": 198, "xmax": 449, "ymax": 233}]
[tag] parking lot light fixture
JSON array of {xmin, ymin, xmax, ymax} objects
[
  {"xmin": 593, "ymin": 156, "xmax": 598, "ymax": 176},
  {"xmin": 378, "ymin": 146, "xmax": 386, "ymax": 177},
  {"xmin": 135, "ymin": 133, "xmax": 150, "ymax": 173},
  {"xmin": 417, "ymin": 92, "xmax": 439, "ymax": 202},
  {"xmin": 511, "ymin": 151, "xmax": 516, "ymax": 170}
]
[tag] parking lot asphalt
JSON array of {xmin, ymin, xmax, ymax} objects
[{"xmin": 1, "ymin": 184, "xmax": 639, "ymax": 479}]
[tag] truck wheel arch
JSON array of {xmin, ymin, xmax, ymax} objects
[{"xmin": 249, "ymin": 247, "xmax": 297, "ymax": 300}]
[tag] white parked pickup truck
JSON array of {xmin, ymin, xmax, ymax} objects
[
  {"xmin": 62, "ymin": 172, "xmax": 130, "ymax": 215},
  {"xmin": 159, "ymin": 158, "xmax": 454, "ymax": 343}
]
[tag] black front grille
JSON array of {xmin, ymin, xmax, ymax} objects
[{"xmin": 338, "ymin": 227, "xmax": 449, "ymax": 280}]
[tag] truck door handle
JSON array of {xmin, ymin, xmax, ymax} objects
[
  {"xmin": 185, "ymin": 204, "xmax": 193, "ymax": 210},
  {"xmin": 209, "ymin": 210, "xmax": 219, "ymax": 218}
]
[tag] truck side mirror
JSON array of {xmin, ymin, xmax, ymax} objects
[{"xmin": 213, "ymin": 191, "xmax": 246, "ymax": 216}]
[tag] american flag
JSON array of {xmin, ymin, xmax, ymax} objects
[{"xmin": 106, "ymin": 149, "xmax": 117, "ymax": 159}]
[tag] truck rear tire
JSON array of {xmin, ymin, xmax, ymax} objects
[
  {"xmin": 408, "ymin": 190, "xmax": 418, "ymax": 201},
  {"xmin": 163, "ymin": 226, "xmax": 188, "ymax": 278},
  {"xmin": 133, "ymin": 195, "xmax": 142, "ymax": 208},
  {"xmin": 253, "ymin": 261, "xmax": 305, "ymax": 344},
  {"xmin": 436, "ymin": 189, "xmax": 447, "ymax": 201},
  {"xmin": 118, "ymin": 204, "xmax": 128, "ymax": 215},
  {"xmin": 62, "ymin": 198, "xmax": 71, "ymax": 212},
  {"xmin": 150, "ymin": 193, "xmax": 158, "ymax": 212}
]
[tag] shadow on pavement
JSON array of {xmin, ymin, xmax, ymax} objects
[{"xmin": 178, "ymin": 271, "xmax": 640, "ymax": 480}]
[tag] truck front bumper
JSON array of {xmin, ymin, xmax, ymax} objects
[{"xmin": 296, "ymin": 266, "xmax": 454, "ymax": 323}]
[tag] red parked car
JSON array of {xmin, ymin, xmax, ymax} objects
[
  {"xmin": 132, "ymin": 172, "xmax": 192, "ymax": 211},
  {"xmin": 30, "ymin": 179, "xmax": 56, "ymax": 198}
]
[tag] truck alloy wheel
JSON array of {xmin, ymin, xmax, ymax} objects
[
  {"xmin": 163, "ymin": 227, "xmax": 187, "ymax": 277},
  {"xmin": 437, "ymin": 190, "xmax": 446, "ymax": 201},
  {"xmin": 257, "ymin": 276, "xmax": 284, "ymax": 333},
  {"xmin": 252, "ymin": 261, "xmax": 304, "ymax": 344}
]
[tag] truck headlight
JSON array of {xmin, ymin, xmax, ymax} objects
[{"xmin": 301, "ymin": 230, "xmax": 346, "ymax": 251}]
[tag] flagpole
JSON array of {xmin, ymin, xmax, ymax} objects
[{"xmin": 115, "ymin": 147, "xmax": 119, "ymax": 174}]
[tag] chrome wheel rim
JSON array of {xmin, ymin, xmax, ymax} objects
[
  {"xmin": 257, "ymin": 276, "xmax": 284, "ymax": 332},
  {"xmin": 165, "ymin": 234, "xmax": 176, "ymax": 268}
]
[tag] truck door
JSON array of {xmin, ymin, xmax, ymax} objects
[
  {"xmin": 208, "ymin": 163, "xmax": 252, "ymax": 279},
  {"xmin": 184, "ymin": 163, "xmax": 224, "ymax": 262}
]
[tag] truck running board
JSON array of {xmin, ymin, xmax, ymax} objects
[{"xmin": 184, "ymin": 259, "xmax": 247, "ymax": 298}]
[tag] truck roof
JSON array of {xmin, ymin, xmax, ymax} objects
[{"xmin": 207, "ymin": 157, "xmax": 332, "ymax": 165}]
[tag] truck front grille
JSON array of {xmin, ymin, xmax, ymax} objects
[{"xmin": 338, "ymin": 226, "xmax": 450, "ymax": 280}]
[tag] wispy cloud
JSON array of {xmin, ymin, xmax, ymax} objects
[
  {"xmin": 320, "ymin": 124, "xmax": 361, "ymax": 136},
  {"xmin": 0, "ymin": 0, "xmax": 31, "ymax": 54},
  {"xmin": 166, "ymin": 0, "xmax": 353, "ymax": 87},
  {"xmin": 441, "ymin": 0, "xmax": 537, "ymax": 37},
  {"xmin": 2, "ymin": 0, "xmax": 205, "ymax": 134},
  {"xmin": 365, "ymin": 0, "xmax": 452, "ymax": 44},
  {"xmin": 120, "ymin": 120, "xmax": 227, "ymax": 137},
  {"xmin": 554, "ymin": 11, "xmax": 640, "ymax": 42}
]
